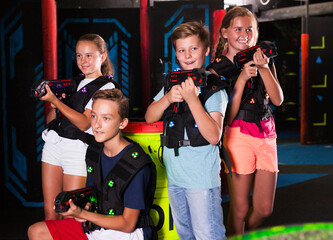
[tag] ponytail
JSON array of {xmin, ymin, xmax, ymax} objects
[{"xmin": 77, "ymin": 33, "xmax": 114, "ymax": 77}]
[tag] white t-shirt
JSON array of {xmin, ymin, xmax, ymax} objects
[{"xmin": 42, "ymin": 78, "xmax": 115, "ymax": 144}]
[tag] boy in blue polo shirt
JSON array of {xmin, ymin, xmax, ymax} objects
[{"xmin": 145, "ymin": 21, "xmax": 228, "ymax": 240}]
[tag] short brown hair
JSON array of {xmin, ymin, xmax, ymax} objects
[
  {"xmin": 171, "ymin": 21, "xmax": 210, "ymax": 50},
  {"xmin": 92, "ymin": 89, "xmax": 129, "ymax": 120}
]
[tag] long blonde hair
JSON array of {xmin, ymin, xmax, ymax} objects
[
  {"xmin": 214, "ymin": 7, "xmax": 258, "ymax": 59},
  {"xmin": 77, "ymin": 33, "xmax": 114, "ymax": 76}
]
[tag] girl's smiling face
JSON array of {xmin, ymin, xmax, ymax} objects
[
  {"xmin": 174, "ymin": 35, "xmax": 209, "ymax": 70},
  {"xmin": 222, "ymin": 16, "xmax": 257, "ymax": 57},
  {"xmin": 75, "ymin": 40, "xmax": 106, "ymax": 79}
]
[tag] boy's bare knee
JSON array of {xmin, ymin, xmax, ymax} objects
[{"xmin": 28, "ymin": 221, "xmax": 50, "ymax": 240}]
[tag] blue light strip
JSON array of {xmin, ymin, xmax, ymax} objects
[{"xmin": 93, "ymin": 19, "xmax": 132, "ymax": 38}]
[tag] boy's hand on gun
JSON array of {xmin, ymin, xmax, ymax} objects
[
  {"xmin": 179, "ymin": 77, "xmax": 200, "ymax": 104},
  {"xmin": 59, "ymin": 199, "xmax": 90, "ymax": 222},
  {"xmin": 166, "ymin": 84, "xmax": 184, "ymax": 104}
]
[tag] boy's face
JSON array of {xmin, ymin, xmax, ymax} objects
[
  {"xmin": 91, "ymin": 99, "xmax": 127, "ymax": 143},
  {"xmin": 174, "ymin": 35, "xmax": 209, "ymax": 70}
]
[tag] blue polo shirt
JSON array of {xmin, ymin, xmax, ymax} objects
[{"xmin": 154, "ymin": 86, "xmax": 228, "ymax": 189}]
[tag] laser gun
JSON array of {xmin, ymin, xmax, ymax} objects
[
  {"xmin": 54, "ymin": 186, "xmax": 96, "ymax": 213},
  {"xmin": 31, "ymin": 74, "xmax": 84, "ymax": 99},
  {"xmin": 165, "ymin": 68, "xmax": 207, "ymax": 92},
  {"xmin": 31, "ymin": 78, "xmax": 75, "ymax": 98},
  {"xmin": 234, "ymin": 41, "xmax": 278, "ymax": 69}
]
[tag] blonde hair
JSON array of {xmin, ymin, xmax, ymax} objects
[
  {"xmin": 77, "ymin": 33, "xmax": 114, "ymax": 76},
  {"xmin": 214, "ymin": 7, "xmax": 258, "ymax": 59}
]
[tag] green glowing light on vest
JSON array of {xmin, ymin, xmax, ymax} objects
[
  {"xmin": 108, "ymin": 180, "xmax": 114, "ymax": 188},
  {"xmin": 87, "ymin": 166, "xmax": 94, "ymax": 173},
  {"xmin": 131, "ymin": 152, "xmax": 139, "ymax": 159},
  {"xmin": 108, "ymin": 208, "xmax": 115, "ymax": 216}
]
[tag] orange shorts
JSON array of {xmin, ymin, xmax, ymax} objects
[{"xmin": 223, "ymin": 127, "xmax": 279, "ymax": 174}]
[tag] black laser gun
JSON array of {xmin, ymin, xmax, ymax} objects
[
  {"xmin": 31, "ymin": 74, "xmax": 84, "ymax": 99},
  {"xmin": 31, "ymin": 78, "xmax": 75, "ymax": 98},
  {"xmin": 234, "ymin": 41, "xmax": 278, "ymax": 69},
  {"xmin": 54, "ymin": 186, "xmax": 96, "ymax": 213},
  {"xmin": 165, "ymin": 68, "xmax": 207, "ymax": 92},
  {"xmin": 164, "ymin": 68, "xmax": 207, "ymax": 113}
]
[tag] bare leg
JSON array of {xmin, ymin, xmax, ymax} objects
[
  {"xmin": 42, "ymin": 162, "xmax": 63, "ymax": 220},
  {"xmin": 63, "ymin": 173, "xmax": 86, "ymax": 191},
  {"xmin": 226, "ymin": 173, "xmax": 254, "ymax": 236},
  {"xmin": 27, "ymin": 221, "xmax": 53, "ymax": 240},
  {"xmin": 247, "ymin": 170, "xmax": 277, "ymax": 230}
]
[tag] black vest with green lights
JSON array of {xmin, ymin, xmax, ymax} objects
[
  {"xmin": 208, "ymin": 55, "xmax": 273, "ymax": 131},
  {"xmin": 85, "ymin": 140, "xmax": 156, "ymax": 229},
  {"xmin": 160, "ymin": 72, "xmax": 229, "ymax": 156},
  {"xmin": 47, "ymin": 75, "xmax": 119, "ymax": 144}
]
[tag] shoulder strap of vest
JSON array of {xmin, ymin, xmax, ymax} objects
[
  {"xmin": 80, "ymin": 75, "xmax": 120, "ymax": 119},
  {"xmin": 82, "ymin": 75, "xmax": 119, "ymax": 91},
  {"xmin": 108, "ymin": 141, "xmax": 156, "ymax": 231},
  {"xmin": 85, "ymin": 140, "xmax": 103, "ymax": 189},
  {"xmin": 200, "ymin": 73, "xmax": 230, "ymax": 104},
  {"xmin": 107, "ymin": 143, "xmax": 154, "ymax": 192}
]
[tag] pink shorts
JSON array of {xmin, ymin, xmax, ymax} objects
[
  {"xmin": 45, "ymin": 218, "xmax": 88, "ymax": 240},
  {"xmin": 223, "ymin": 127, "xmax": 279, "ymax": 174}
]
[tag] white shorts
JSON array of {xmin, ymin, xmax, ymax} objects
[
  {"xmin": 87, "ymin": 228, "xmax": 144, "ymax": 240},
  {"xmin": 41, "ymin": 130, "xmax": 88, "ymax": 176}
]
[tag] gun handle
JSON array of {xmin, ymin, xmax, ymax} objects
[{"xmin": 82, "ymin": 222, "xmax": 89, "ymax": 233}]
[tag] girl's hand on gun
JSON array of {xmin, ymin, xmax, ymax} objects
[
  {"xmin": 179, "ymin": 77, "xmax": 200, "ymax": 103},
  {"xmin": 239, "ymin": 61, "xmax": 258, "ymax": 82},
  {"xmin": 166, "ymin": 85, "xmax": 184, "ymax": 104},
  {"xmin": 253, "ymin": 48, "xmax": 269, "ymax": 69},
  {"xmin": 39, "ymin": 84, "xmax": 65, "ymax": 108}
]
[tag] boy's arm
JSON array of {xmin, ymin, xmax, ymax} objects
[
  {"xmin": 145, "ymin": 85, "xmax": 183, "ymax": 123},
  {"xmin": 144, "ymin": 98, "xmax": 169, "ymax": 123},
  {"xmin": 63, "ymin": 200, "xmax": 140, "ymax": 233},
  {"xmin": 180, "ymin": 78, "xmax": 223, "ymax": 145}
]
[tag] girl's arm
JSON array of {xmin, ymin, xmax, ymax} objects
[
  {"xmin": 179, "ymin": 78, "xmax": 223, "ymax": 145},
  {"xmin": 145, "ymin": 85, "xmax": 183, "ymax": 123},
  {"xmin": 45, "ymin": 108, "xmax": 57, "ymax": 125},
  {"xmin": 224, "ymin": 61, "xmax": 257, "ymax": 125},
  {"xmin": 40, "ymin": 85, "xmax": 91, "ymax": 131},
  {"xmin": 254, "ymin": 49, "xmax": 284, "ymax": 106}
]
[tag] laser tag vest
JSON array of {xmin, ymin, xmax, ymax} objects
[
  {"xmin": 47, "ymin": 75, "xmax": 120, "ymax": 144},
  {"xmin": 161, "ymin": 72, "xmax": 229, "ymax": 156},
  {"xmin": 208, "ymin": 56, "xmax": 273, "ymax": 131},
  {"xmin": 85, "ymin": 140, "xmax": 157, "ymax": 235}
]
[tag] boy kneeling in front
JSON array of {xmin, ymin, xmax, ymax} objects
[{"xmin": 28, "ymin": 89, "xmax": 156, "ymax": 240}]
